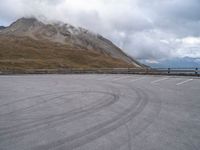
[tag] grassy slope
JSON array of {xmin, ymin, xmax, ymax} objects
[{"xmin": 0, "ymin": 35, "xmax": 134, "ymax": 70}]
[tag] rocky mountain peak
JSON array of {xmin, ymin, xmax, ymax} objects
[
  {"xmin": 1, "ymin": 17, "xmax": 44, "ymax": 35},
  {"xmin": 12, "ymin": 17, "xmax": 43, "ymax": 28},
  {"xmin": 0, "ymin": 17, "xmax": 142, "ymax": 67},
  {"xmin": 13, "ymin": 17, "xmax": 39, "ymax": 25}
]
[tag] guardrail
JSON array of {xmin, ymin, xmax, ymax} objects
[
  {"xmin": 150, "ymin": 68, "xmax": 200, "ymax": 76},
  {"xmin": 0, "ymin": 68, "xmax": 199, "ymax": 76}
]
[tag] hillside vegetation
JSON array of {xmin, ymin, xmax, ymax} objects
[{"xmin": 0, "ymin": 35, "xmax": 134, "ymax": 70}]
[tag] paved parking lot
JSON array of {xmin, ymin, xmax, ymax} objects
[{"xmin": 0, "ymin": 74, "xmax": 200, "ymax": 150}]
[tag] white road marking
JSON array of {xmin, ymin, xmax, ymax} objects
[
  {"xmin": 112, "ymin": 76, "xmax": 131, "ymax": 81},
  {"xmin": 130, "ymin": 77, "xmax": 146, "ymax": 82},
  {"xmin": 176, "ymin": 79, "xmax": 193, "ymax": 86},
  {"xmin": 151, "ymin": 78, "xmax": 169, "ymax": 84}
]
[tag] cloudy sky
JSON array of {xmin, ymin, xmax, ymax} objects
[{"xmin": 0, "ymin": 0, "xmax": 200, "ymax": 64}]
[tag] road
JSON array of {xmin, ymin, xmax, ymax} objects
[{"xmin": 0, "ymin": 74, "xmax": 200, "ymax": 150}]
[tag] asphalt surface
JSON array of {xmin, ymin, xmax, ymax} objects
[{"xmin": 0, "ymin": 74, "xmax": 200, "ymax": 150}]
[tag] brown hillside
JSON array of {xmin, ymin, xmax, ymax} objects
[{"xmin": 0, "ymin": 35, "xmax": 134, "ymax": 70}]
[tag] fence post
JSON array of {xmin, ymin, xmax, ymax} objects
[
  {"xmin": 195, "ymin": 68, "xmax": 198, "ymax": 75},
  {"xmin": 168, "ymin": 68, "xmax": 170, "ymax": 74}
]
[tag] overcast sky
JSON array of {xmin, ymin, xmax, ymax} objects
[{"xmin": 0, "ymin": 0, "xmax": 200, "ymax": 63}]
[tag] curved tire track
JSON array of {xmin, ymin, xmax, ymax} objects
[
  {"xmin": 33, "ymin": 87, "xmax": 148, "ymax": 150},
  {"xmin": 0, "ymin": 91, "xmax": 119, "ymax": 140}
]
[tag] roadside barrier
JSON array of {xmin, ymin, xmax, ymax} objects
[{"xmin": 0, "ymin": 68, "xmax": 199, "ymax": 76}]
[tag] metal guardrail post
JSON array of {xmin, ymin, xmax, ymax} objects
[
  {"xmin": 168, "ymin": 68, "xmax": 170, "ymax": 74},
  {"xmin": 195, "ymin": 68, "xmax": 198, "ymax": 75}
]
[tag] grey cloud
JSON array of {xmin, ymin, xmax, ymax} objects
[
  {"xmin": 0, "ymin": 0, "xmax": 200, "ymax": 62},
  {"xmin": 139, "ymin": 0, "xmax": 200, "ymax": 36},
  {"xmin": 123, "ymin": 30, "xmax": 174, "ymax": 60}
]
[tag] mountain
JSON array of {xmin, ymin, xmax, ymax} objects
[
  {"xmin": 0, "ymin": 26, "xmax": 6, "ymax": 30},
  {"xmin": 0, "ymin": 18, "xmax": 142, "ymax": 70},
  {"xmin": 142, "ymin": 57, "xmax": 200, "ymax": 68}
]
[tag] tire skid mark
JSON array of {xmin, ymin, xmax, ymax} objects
[
  {"xmin": 0, "ymin": 94, "xmax": 70, "ymax": 116},
  {"xmin": 0, "ymin": 87, "xmax": 94, "ymax": 110},
  {"xmin": 0, "ymin": 91, "xmax": 119, "ymax": 139},
  {"xmin": 0, "ymin": 91, "xmax": 110, "ymax": 116},
  {"xmin": 103, "ymin": 81, "xmax": 162, "ymax": 150},
  {"xmin": 131, "ymin": 87, "xmax": 162, "ymax": 139},
  {"xmin": 1, "ymin": 94, "xmax": 109, "ymax": 122},
  {"xmin": 0, "ymin": 92, "xmax": 60, "ymax": 108},
  {"xmin": 32, "ymin": 88, "xmax": 148, "ymax": 150}
]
